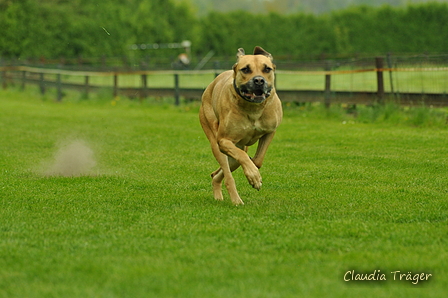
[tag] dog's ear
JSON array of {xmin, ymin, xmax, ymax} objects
[
  {"xmin": 253, "ymin": 46, "xmax": 273, "ymax": 61},
  {"xmin": 236, "ymin": 48, "xmax": 245, "ymax": 60}
]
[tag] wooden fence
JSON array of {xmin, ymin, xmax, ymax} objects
[{"xmin": 1, "ymin": 57, "xmax": 448, "ymax": 107}]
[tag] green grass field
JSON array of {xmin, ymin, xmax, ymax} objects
[{"xmin": 1, "ymin": 87, "xmax": 447, "ymax": 297}]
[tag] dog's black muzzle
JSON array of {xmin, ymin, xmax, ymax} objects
[{"xmin": 234, "ymin": 76, "xmax": 272, "ymax": 103}]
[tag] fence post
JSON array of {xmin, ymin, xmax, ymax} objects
[
  {"xmin": 386, "ymin": 53, "xmax": 395, "ymax": 97},
  {"xmin": 375, "ymin": 57, "xmax": 385, "ymax": 102},
  {"xmin": 174, "ymin": 73, "xmax": 180, "ymax": 106},
  {"xmin": 141, "ymin": 74, "xmax": 147, "ymax": 99},
  {"xmin": 39, "ymin": 73, "xmax": 45, "ymax": 95},
  {"xmin": 56, "ymin": 67, "xmax": 62, "ymax": 101},
  {"xmin": 113, "ymin": 74, "xmax": 118, "ymax": 98},
  {"xmin": 214, "ymin": 61, "xmax": 220, "ymax": 78},
  {"xmin": 84, "ymin": 75, "xmax": 89, "ymax": 98},
  {"xmin": 324, "ymin": 61, "xmax": 332, "ymax": 108},
  {"xmin": 2, "ymin": 70, "xmax": 7, "ymax": 89},
  {"xmin": 21, "ymin": 70, "xmax": 26, "ymax": 90}
]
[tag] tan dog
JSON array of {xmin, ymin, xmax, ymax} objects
[{"xmin": 199, "ymin": 46, "xmax": 282, "ymax": 205}]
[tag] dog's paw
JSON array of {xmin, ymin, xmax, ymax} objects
[
  {"xmin": 214, "ymin": 192, "xmax": 224, "ymax": 201},
  {"xmin": 252, "ymin": 179, "xmax": 262, "ymax": 191},
  {"xmin": 213, "ymin": 184, "xmax": 224, "ymax": 201},
  {"xmin": 231, "ymin": 196, "xmax": 245, "ymax": 206},
  {"xmin": 244, "ymin": 166, "xmax": 262, "ymax": 190}
]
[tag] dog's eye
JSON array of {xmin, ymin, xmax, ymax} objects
[
  {"xmin": 264, "ymin": 66, "xmax": 273, "ymax": 73},
  {"xmin": 240, "ymin": 67, "xmax": 251, "ymax": 74}
]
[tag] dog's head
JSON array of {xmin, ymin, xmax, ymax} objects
[{"xmin": 233, "ymin": 46, "xmax": 276, "ymax": 104}]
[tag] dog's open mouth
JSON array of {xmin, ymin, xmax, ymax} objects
[{"xmin": 240, "ymin": 87, "xmax": 270, "ymax": 103}]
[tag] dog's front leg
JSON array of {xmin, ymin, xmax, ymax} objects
[
  {"xmin": 251, "ymin": 132, "xmax": 276, "ymax": 169},
  {"xmin": 208, "ymin": 142, "xmax": 243, "ymax": 205},
  {"xmin": 214, "ymin": 155, "xmax": 244, "ymax": 205},
  {"xmin": 218, "ymin": 138, "xmax": 262, "ymax": 191}
]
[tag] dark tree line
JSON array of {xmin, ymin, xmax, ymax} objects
[
  {"xmin": 175, "ymin": 0, "xmax": 446, "ymax": 15},
  {"xmin": 1, "ymin": 0, "xmax": 448, "ymax": 61}
]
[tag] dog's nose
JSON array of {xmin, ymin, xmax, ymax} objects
[{"xmin": 253, "ymin": 76, "xmax": 265, "ymax": 86}]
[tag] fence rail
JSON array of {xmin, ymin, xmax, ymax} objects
[{"xmin": 1, "ymin": 57, "xmax": 448, "ymax": 107}]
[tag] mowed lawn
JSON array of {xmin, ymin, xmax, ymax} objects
[{"xmin": 0, "ymin": 88, "xmax": 447, "ymax": 298}]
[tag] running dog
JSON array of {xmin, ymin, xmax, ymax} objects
[{"xmin": 199, "ymin": 46, "xmax": 282, "ymax": 205}]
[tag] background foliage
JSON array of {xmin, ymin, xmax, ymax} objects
[
  {"xmin": 177, "ymin": 0, "xmax": 448, "ymax": 15},
  {"xmin": 1, "ymin": 0, "xmax": 448, "ymax": 60}
]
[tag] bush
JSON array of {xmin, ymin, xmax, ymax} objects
[{"xmin": 2, "ymin": 1, "xmax": 448, "ymax": 59}]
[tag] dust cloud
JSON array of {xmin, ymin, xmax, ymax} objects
[{"xmin": 43, "ymin": 139, "xmax": 97, "ymax": 177}]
